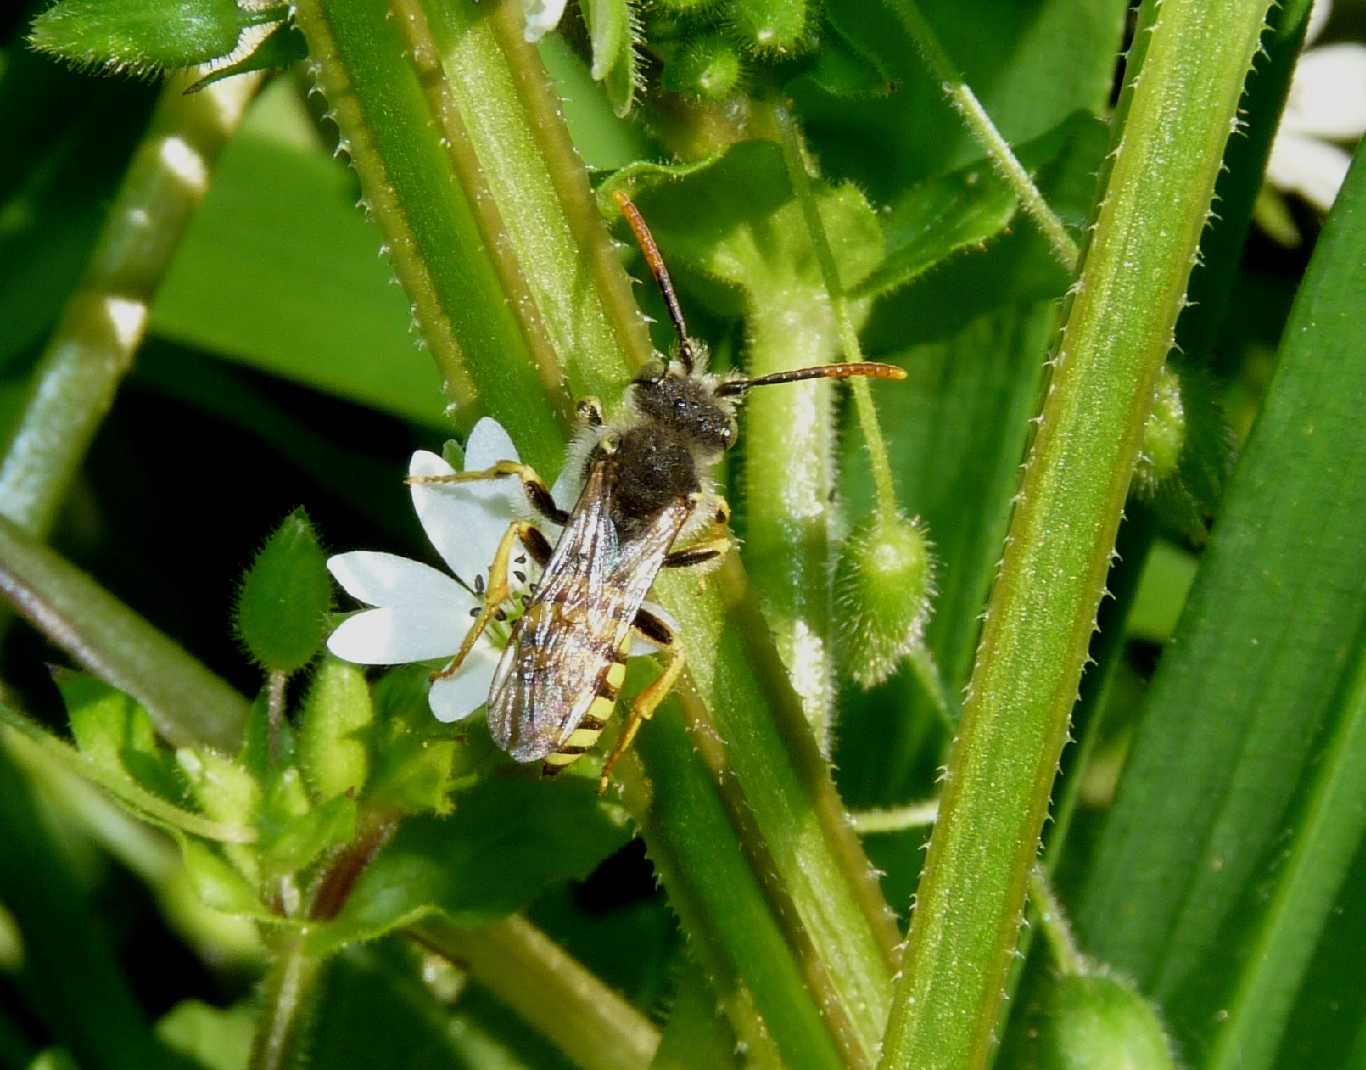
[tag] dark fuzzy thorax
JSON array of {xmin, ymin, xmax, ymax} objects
[{"xmin": 609, "ymin": 425, "xmax": 700, "ymax": 537}]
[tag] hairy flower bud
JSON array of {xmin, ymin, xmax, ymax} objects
[
  {"xmin": 835, "ymin": 512, "xmax": 936, "ymax": 688},
  {"xmin": 1032, "ymin": 973, "xmax": 1177, "ymax": 1070},
  {"xmin": 664, "ymin": 36, "xmax": 744, "ymax": 100}
]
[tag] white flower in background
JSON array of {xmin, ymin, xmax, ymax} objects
[
  {"xmin": 521, "ymin": 0, "xmax": 568, "ymax": 43},
  {"xmin": 326, "ymin": 418, "xmax": 667, "ymax": 726},
  {"xmin": 1266, "ymin": 0, "xmax": 1366, "ymax": 213}
]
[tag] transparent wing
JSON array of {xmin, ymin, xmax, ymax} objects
[{"xmin": 487, "ymin": 460, "xmax": 689, "ymax": 762}]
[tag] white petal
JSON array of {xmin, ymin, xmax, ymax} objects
[
  {"xmin": 1267, "ymin": 131, "xmax": 1352, "ymax": 212},
  {"xmin": 410, "ymin": 450, "xmax": 520, "ymax": 586},
  {"xmin": 327, "ymin": 606, "xmax": 475, "ymax": 664},
  {"xmin": 629, "ymin": 602, "xmax": 681, "ymax": 657},
  {"xmin": 464, "ymin": 417, "xmax": 520, "ymax": 471},
  {"xmin": 1283, "ymin": 44, "xmax": 1366, "ymax": 139},
  {"xmin": 328, "ymin": 551, "xmax": 470, "ymax": 610},
  {"xmin": 429, "ymin": 644, "xmax": 501, "ymax": 722},
  {"xmin": 521, "ymin": 0, "xmax": 567, "ymax": 43}
]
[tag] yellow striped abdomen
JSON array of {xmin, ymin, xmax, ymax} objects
[{"xmin": 541, "ymin": 655, "xmax": 628, "ymax": 777}]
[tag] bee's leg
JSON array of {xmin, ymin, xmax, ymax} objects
[
  {"xmin": 408, "ymin": 460, "xmax": 568, "ymax": 525},
  {"xmin": 597, "ymin": 612, "xmax": 685, "ymax": 794},
  {"xmin": 662, "ymin": 534, "xmax": 733, "ymax": 569},
  {"xmin": 433, "ymin": 521, "xmax": 545, "ymax": 681}
]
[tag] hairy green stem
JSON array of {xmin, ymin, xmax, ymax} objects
[
  {"xmin": 250, "ymin": 938, "xmax": 327, "ymax": 1070},
  {"xmin": 1028, "ymin": 866, "xmax": 1088, "ymax": 978},
  {"xmin": 887, "ymin": 0, "xmax": 1079, "ymax": 271},
  {"xmin": 290, "ymin": 3, "xmax": 898, "ymax": 1064},
  {"xmin": 773, "ymin": 104, "xmax": 899, "ymax": 522},
  {"xmin": 850, "ymin": 799, "xmax": 939, "ymax": 835},
  {"xmin": 0, "ymin": 71, "xmax": 260, "ymax": 538},
  {"xmin": 878, "ymin": 3, "xmax": 1274, "ymax": 1067},
  {"xmin": 0, "ymin": 516, "xmax": 248, "ymax": 749},
  {"xmin": 414, "ymin": 915, "xmax": 660, "ymax": 1070}
]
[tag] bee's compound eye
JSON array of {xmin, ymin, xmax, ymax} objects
[
  {"xmin": 637, "ymin": 360, "xmax": 666, "ymax": 384},
  {"xmin": 723, "ymin": 420, "xmax": 738, "ymax": 447}
]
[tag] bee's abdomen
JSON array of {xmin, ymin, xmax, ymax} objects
[{"xmin": 542, "ymin": 657, "xmax": 627, "ymax": 777}]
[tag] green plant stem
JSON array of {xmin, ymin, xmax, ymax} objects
[
  {"xmin": 849, "ymin": 799, "xmax": 939, "ymax": 835},
  {"xmin": 0, "ymin": 516, "xmax": 248, "ymax": 749},
  {"xmin": 291, "ymin": 4, "xmax": 899, "ymax": 1065},
  {"xmin": 250, "ymin": 937, "xmax": 327, "ymax": 1070},
  {"xmin": 886, "ymin": 0, "xmax": 1079, "ymax": 271},
  {"xmin": 414, "ymin": 915, "xmax": 660, "ymax": 1070},
  {"xmin": 877, "ymin": 3, "xmax": 1274, "ymax": 1068},
  {"xmin": 0, "ymin": 71, "xmax": 260, "ymax": 539},
  {"xmin": 773, "ymin": 104, "xmax": 899, "ymax": 521},
  {"xmin": 1028, "ymin": 866, "xmax": 1088, "ymax": 978}
]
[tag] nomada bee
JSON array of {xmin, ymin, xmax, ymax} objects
[{"xmin": 410, "ymin": 191, "xmax": 905, "ymax": 792}]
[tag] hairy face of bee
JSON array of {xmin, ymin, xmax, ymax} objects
[{"xmin": 632, "ymin": 375, "xmax": 738, "ymax": 453}]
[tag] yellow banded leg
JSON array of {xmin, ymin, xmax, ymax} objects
[
  {"xmin": 663, "ymin": 532, "xmax": 734, "ymax": 570},
  {"xmin": 408, "ymin": 460, "xmax": 566, "ymax": 524},
  {"xmin": 598, "ymin": 631, "xmax": 684, "ymax": 794},
  {"xmin": 434, "ymin": 521, "xmax": 538, "ymax": 681}
]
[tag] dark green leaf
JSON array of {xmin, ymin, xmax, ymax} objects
[
  {"xmin": 29, "ymin": 0, "xmax": 267, "ymax": 77},
  {"xmin": 235, "ymin": 507, "xmax": 331, "ymax": 674},
  {"xmin": 1075, "ymin": 149, "xmax": 1366, "ymax": 1070},
  {"xmin": 57, "ymin": 670, "xmax": 181, "ymax": 801},
  {"xmin": 298, "ymin": 658, "xmax": 372, "ymax": 802},
  {"xmin": 317, "ymin": 776, "xmax": 632, "ymax": 952},
  {"xmin": 365, "ymin": 664, "xmax": 476, "ymax": 816}
]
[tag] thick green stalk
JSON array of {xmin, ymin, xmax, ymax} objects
[
  {"xmin": 290, "ymin": 2, "xmax": 898, "ymax": 1064},
  {"xmin": 415, "ymin": 915, "xmax": 660, "ymax": 1070},
  {"xmin": 0, "ymin": 516, "xmax": 247, "ymax": 749},
  {"xmin": 878, "ymin": 3, "xmax": 1273, "ymax": 1068},
  {"xmin": 0, "ymin": 71, "xmax": 259, "ymax": 538}
]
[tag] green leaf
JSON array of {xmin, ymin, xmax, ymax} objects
[
  {"xmin": 180, "ymin": 837, "xmax": 262, "ymax": 915},
  {"xmin": 155, "ymin": 1001, "xmax": 255, "ymax": 1070},
  {"xmin": 581, "ymin": 0, "xmax": 640, "ymax": 116},
  {"xmin": 854, "ymin": 114, "xmax": 1096, "ymax": 301},
  {"xmin": 259, "ymin": 793, "xmax": 357, "ymax": 877},
  {"xmin": 298, "ymin": 658, "xmax": 372, "ymax": 802},
  {"xmin": 188, "ymin": 19, "xmax": 304, "ymax": 93},
  {"xmin": 28, "ymin": 0, "xmax": 269, "ymax": 78},
  {"xmin": 317, "ymin": 776, "xmax": 632, "ymax": 952},
  {"xmin": 1, "ymin": 705, "xmax": 256, "ymax": 844},
  {"xmin": 178, "ymin": 746, "xmax": 260, "ymax": 827},
  {"xmin": 1075, "ymin": 148, "xmax": 1366, "ymax": 1070},
  {"xmin": 57, "ymin": 670, "xmax": 181, "ymax": 801},
  {"xmin": 235, "ymin": 507, "xmax": 331, "ymax": 674},
  {"xmin": 365, "ymin": 665, "xmax": 471, "ymax": 816}
]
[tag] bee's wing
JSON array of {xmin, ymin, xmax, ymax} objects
[{"xmin": 487, "ymin": 461, "xmax": 688, "ymax": 762}]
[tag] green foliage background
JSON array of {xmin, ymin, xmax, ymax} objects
[{"xmin": 0, "ymin": 0, "xmax": 1363, "ymax": 1068}]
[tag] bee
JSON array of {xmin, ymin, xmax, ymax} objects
[{"xmin": 410, "ymin": 191, "xmax": 905, "ymax": 792}]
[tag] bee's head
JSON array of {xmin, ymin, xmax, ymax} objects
[{"xmin": 631, "ymin": 358, "xmax": 739, "ymax": 454}]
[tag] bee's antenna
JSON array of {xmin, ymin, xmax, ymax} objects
[
  {"xmin": 612, "ymin": 189, "xmax": 696, "ymax": 374},
  {"xmin": 715, "ymin": 362, "xmax": 907, "ymax": 397}
]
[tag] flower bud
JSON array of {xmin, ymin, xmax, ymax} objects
[
  {"xmin": 235, "ymin": 508, "xmax": 331, "ymax": 674},
  {"xmin": 663, "ymin": 36, "xmax": 744, "ymax": 100},
  {"xmin": 835, "ymin": 512, "xmax": 936, "ymax": 688},
  {"xmin": 1132, "ymin": 361, "xmax": 1232, "ymax": 545},
  {"xmin": 1033, "ymin": 973, "xmax": 1176, "ymax": 1070},
  {"xmin": 728, "ymin": 0, "xmax": 810, "ymax": 54}
]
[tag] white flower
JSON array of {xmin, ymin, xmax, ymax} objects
[
  {"xmin": 521, "ymin": 0, "xmax": 568, "ymax": 43},
  {"xmin": 326, "ymin": 418, "xmax": 669, "ymax": 728},
  {"xmin": 1266, "ymin": 0, "xmax": 1366, "ymax": 213}
]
